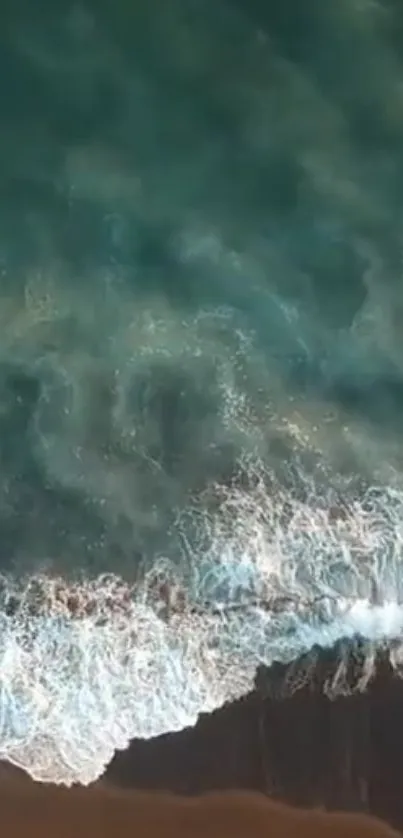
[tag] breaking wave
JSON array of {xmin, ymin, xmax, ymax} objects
[
  {"xmin": 3, "ymin": 0, "xmax": 403, "ymax": 793},
  {"xmin": 1, "ymin": 468, "xmax": 403, "ymax": 785}
]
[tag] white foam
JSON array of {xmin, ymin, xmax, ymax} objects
[{"xmin": 0, "ymin": 476, "xmax": 402, "ymax": 785}]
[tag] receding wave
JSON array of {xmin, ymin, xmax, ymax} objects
[{"xmin": 1, "ymin": 466, "xmax": 403, "ymax": 785}]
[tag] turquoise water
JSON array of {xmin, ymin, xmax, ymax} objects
[
  {"xmin": 0, "ymin": 0, "xmax": 402, "ymax": 578},
  {"xmin": 1, "ymin": 0, "xmax": 403, "ymax": 784}
]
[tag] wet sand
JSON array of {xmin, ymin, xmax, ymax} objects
[
  {"xmin": 103, "ymin": 642, "xmax": 403, "ymax": 830},
  {"xmin": 0, "ymin": 773, "xmax": 401, "ymax": 838}
]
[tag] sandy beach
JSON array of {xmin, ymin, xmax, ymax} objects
[{"xmin": 0, "ymin": 769, "xmax": 401, "ymax": 838}]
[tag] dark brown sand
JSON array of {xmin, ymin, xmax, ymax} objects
[
  {"xmin": 0, "ymin": 773, "xmax": 401, "ymax": 838},
  {"xmin": 104, "ymin": 643, "xmax": 403, "ymax": 831}
]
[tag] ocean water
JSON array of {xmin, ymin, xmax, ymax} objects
[{"xmin": 1, "ymin": 0, "xmax": 403, "ymax": 785}]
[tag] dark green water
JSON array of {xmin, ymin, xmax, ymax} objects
[
  {"xmin": 3, "ymin": 0, "xmax": 403, "ymax": 787},
  {"xmin": 0, "ymin": 0, "xmax": 403, "ymax": 580}
]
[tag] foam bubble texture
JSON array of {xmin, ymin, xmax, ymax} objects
[{"xmin": 0, "ymin": 475, "xmax": 403, "ymax": 785}]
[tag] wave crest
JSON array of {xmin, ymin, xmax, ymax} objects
[{"xmin": 1, "ymin": 471, "xmax": 403, "ymax": 785}]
